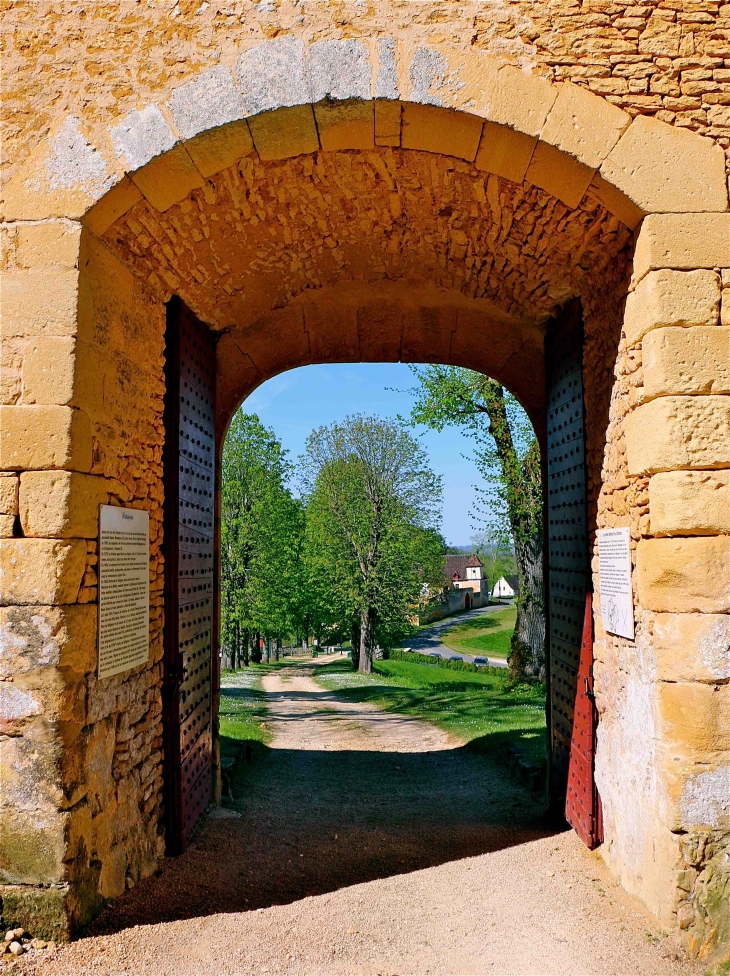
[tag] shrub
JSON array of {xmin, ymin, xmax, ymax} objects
[{"xmin": 387, "ymin": 647, "xmax": 506, "ymax": 678}]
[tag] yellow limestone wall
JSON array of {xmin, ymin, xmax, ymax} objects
[{"xmin": 1, "ymin": 1, "xmax": 729, "ymax": 958}]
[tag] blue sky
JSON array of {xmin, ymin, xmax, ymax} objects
[{"xmin": 240, "ymin": 362, "xmax": 483, "ymax": 547}]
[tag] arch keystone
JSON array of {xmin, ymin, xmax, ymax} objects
[{"xmin": 601, "ymin": 115, "xmax": 728, "ymax": 214}]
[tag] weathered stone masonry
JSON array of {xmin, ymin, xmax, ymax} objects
[{"xmin": 0, "ymin": 3, "xmax": 728, "ymax": 960}]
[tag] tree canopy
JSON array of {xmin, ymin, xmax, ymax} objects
[
  {"xmin": 406, "ymin": 366, "xmax": 545, "ymax": 681},
  {"xmin": 301, "ymin": 414, "xmax": 445, "ymax": 673}
]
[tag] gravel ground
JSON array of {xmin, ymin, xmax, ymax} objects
[{"xmin": 16, "ymin": 662, "xmax": 700, "ymax": 976}]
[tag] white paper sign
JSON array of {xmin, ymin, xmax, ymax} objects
[
  {"xmin": 597, "ymin": 527, "xmax": 634, "ymax": 639},
  {"xmin": 98, "ymin": 505, "xmax": 150, "ymax": 679}
]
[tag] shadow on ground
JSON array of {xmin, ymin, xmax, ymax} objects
[{"xmin": 86, "ymin": 730, "xmax": 561, "ymax": 936}]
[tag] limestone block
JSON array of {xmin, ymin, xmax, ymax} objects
[
  {"xmin": 315, "ymin": 100, "xmax": 374, "ymax": 152},
  {"xmin": 248, "ymin": 105, "xmax": 319, "ymax": 160},
  {"xmin": 624, "ymin": 269, "xmax": 720, "ymax": 347},
  {"xmin": 0, "ymin": 604, "xmax": 97, "ymax": 675},
  {"xmin": 0, "ymin": 515, "xmax": 15, "ymax": 537},
  {"xmin": 636, "ymin": 537, "xmax": 730, "ymax": 613},
  {"xmin": 0, "ymin": 475, "xmax": 18, "ymax": 515},
  {"xmin": 22, "ymin": 337, "xmax": 75, "ymax": 405},
  {"xmin": 0, "ymin": 539, "xmax": 87, "ymax": 606},
  {"xmin": 401, "ymin": 104, "xmax": 482, "ymax": 161},
  {"xmin": 110, "ymin": 105, "xmax": 177, "ymax": 171},
  {"xmin": 308, "ymin": 39, "xmax": 372, "ymax": 103},
  {"xmin": 650, "ymin": 471, "xmax": 730, "ymax": 536},
  {"xmin": 235, "ymin": 37, "xmax": 311, "ymax": 116},
  {"xmin": 0, "ymin": 406, "xmax": 92, "ymax": 472},
  {"xmin": 374, "ymin": 100, "xmax": 400, "ymax": 147},
  {"xmin": 168, "ymin": 66, "xmax": 244, "ymax": 140},
  {"xmin": 375, "ymin": 38, "xmax": 399, "ymax": 101},
  {"xmin": 82, "ymin": 178, "xmax": 142, "ymax": 238},
  {"xmin": 652, "ymin": 613, "xmax": 730, "ymax": 682},
  {"xmin": 625, "ymin": 396, "xmax": 730, "ymax": 475},
  {"xmin": 302, "ymin": 302, "xmax": 360, "ymax": 363},
  {"xmin": 540, "ymin": 82, "xmax": 631, "ymax": 170},
  {"xmin": 587, "ymin": 173, "xmax": 644, "ymax": 231},
  {"xmin": 601, "ymin": 116, "xmax": 728, "ymax": 214},
  {"xmin": 468, "ymin": 61, "xmax": 557, "ymax": 138},
  {"xmin": 183, "ymin": 121, "xmax": 254, "ymax": 179},
  {"xmin": 0, "ymin": 803, "xmax": 68, "ymax": 885},
  {"xmin": 14, "ymin": 222, "xmax": 81, "ymax": 269},
  {"xmin": 525, "ymin": 141, "xmax": 595, "ymax": 209},
  {"xmin": 474, "ymin": 122, "xmax": 537, "ymax": 185},
  {"xmin": 658, "ymin": 681, "xmax": 730, "ymax": 754},
  {"xmin": 130, "ymin": 145, "xmax": 204, "ymax": 213},
  {"xmin": 19, "ymin": 471, "xmax": 120, "ymax": 538},
  {"xmin": 643, "ymin": 327, "xmax": 730, "ymax": 397},
  {"xmin": 357, "ymin": 301, "xmax": 403, "ymax": 361},
  {"xmin": 2, "ymin": 270, "xmax": 79, "ymax": 338},
  {"xmin": 679, "ymin": 766, "xmax": 730, "ymax": 829},
  {"xmin": 633, "ymin": 214, "xmax": 730, "ymax": 282},
  {"xmin": 2, "ymin": 117, "xmax": 116, "ymax": 221}
]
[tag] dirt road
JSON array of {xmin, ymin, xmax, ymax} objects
[{"xmin": 22, "ymin": 662, "xmax": 698, "ymax": 976}]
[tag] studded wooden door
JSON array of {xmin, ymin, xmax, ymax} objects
[
  {"xmin": 162, "ymin": 297, "xmax": 216, "ymax": 854},
  {"xmin": 545, "ymin": 302, "xmax": 602, "ymax": 849}
]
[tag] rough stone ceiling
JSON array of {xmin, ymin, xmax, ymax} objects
[{"xmin": 101, "ymin": 147, "xmax": 634, "ymax": 335}]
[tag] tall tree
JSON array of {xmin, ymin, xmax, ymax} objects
[
  {"xmin": 221, "ymin": 412, "xmax": 306, "ymax": 666},
  {"xmin": 407, "ymin": 366, "xmax": 545, "ymax": 681},
  {"xmin": 301, "ymin": 414, "xmax": 444, "ymax": 674}
]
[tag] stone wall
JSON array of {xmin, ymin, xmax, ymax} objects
[{"xmin": 0, "ymin": 228, "xmax": 167, "ymax": 935}]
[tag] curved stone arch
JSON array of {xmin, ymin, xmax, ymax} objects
[
  {"xmin": 3, "ymin": 30, "xmax": 730, "ymax": 950},
  {"xmin": 5, "ymin": 37, "xmax": 727, "ymax": 228}
]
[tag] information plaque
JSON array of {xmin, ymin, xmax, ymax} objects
[
  {"xmin": 597, "ymin": 527, "xmax": 634, "ymax": 640},
  {"xmin": 98, "ymin": 505, "xmax": 150, "ymax": 679}
]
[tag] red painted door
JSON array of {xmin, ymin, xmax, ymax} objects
[
  {"xmin": 162, "ymin": 297, "xmax": 217, "ymax": 854},
  {"xmin": 565, "ymin": 594, "xmax": 603, "ymax": 848}
]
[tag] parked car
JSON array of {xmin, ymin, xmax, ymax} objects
[
  {"xmin": 428, "ymin": 652, "xmax": 440, "ymax": 658},
  {"xmin": 448, "ymin": 655, "xmax": 461, "ymax": 661},
  {"xmin": 473, "ymin": 656, "xmax": 488, "ymax": 667}
]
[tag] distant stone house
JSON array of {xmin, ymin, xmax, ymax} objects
[
  {"xmin": 443, "ymin": 554, "xmax": 490, "ymax": 610},
  {"xmin": 492, "ymin": 575, "xmax": 519, "ymax": 599}
]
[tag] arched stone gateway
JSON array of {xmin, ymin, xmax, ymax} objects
[{"xmin": 1, "ymin": 18, "xmax": 729, "ymax": 958}]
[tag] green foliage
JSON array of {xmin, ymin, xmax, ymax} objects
[
  {"xmin": 406, "ymin": 364, "xmax": 540, "ymax": 542},
  {"xmin": 221, "ymin": 412, "xmax": 306, "ymax": 663},
  {"xmin": 301, "ymin": 414, "xmax": 445, "ymax": 671},
  {"xmin": 406, "ymin": 365, "xmax": 545, "ymax": 681}
]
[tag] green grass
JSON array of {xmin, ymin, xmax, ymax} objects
[
  {"xmin": 314, "ymin": 657, "xmax": 547, "ymax": 766},
  {"xmin": 440, "ymin": 606, "xmax": 517, "ymax": 658},
  {"xmin": 218, "ymin": 662, "xmax": 284, "ymax": 764}
]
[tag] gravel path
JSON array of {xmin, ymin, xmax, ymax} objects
[{"xmin": 19, "ymin": 662, "xmax": 699, "ymax": 976}]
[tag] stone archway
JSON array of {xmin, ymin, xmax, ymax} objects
[{"xmin": 2, "ymin": 34, "xmax": 729, "ymax": 955}]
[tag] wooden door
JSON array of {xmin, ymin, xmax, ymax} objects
[
  {"xmin": 545, "ymin": 303, "xmax": 602, "ymax": 849},
  {"xmin": 162, "ymin": 297, "xmax": 217, "ymax": 854}
]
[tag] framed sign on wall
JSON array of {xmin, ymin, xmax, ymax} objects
[
  {"xmin": 596, "ymin": 527, "xmax": 634, "ymax": 640},
  {"xmin": 97, "ymin": 505, "xmax": 150, "ymax": 679}
]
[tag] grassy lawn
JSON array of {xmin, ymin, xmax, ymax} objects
[
  {"xmin": 314, "ymin": 657, "xmax": 547, "ymax": 766},
  {"xmin": 440, "ymin": 606, "xmax": 517, "ymax": 659},
  {"xmin": 218, "ymin": 663, "xmax": 281, "ymax": 765}
]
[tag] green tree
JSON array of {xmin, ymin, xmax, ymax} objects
[
  {"xmin": 221, "ymin": 412, "xmax": 306, "ymax": 666},
  {"xmin": 301, "ymin": 414, "xmax": 444, "ymax": 673},
  {"xmin": 407, "ymin": 366, "xmax": 545, "ymax": 681}
]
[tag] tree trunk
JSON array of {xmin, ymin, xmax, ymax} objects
[
  {"xmin": 510, "ymin": 533, "xmax": 545, "ymax": 681},
  {"xmin": 242, "ymin": 627, "xmax": 250, "ymax": 667},
  {"xmin": 350, "ymin": 619, "xmax": 361, "ymax": 671},
  {"xmin": 359, "ymin": 607, "xmax": 375, "ymax": 674}
]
